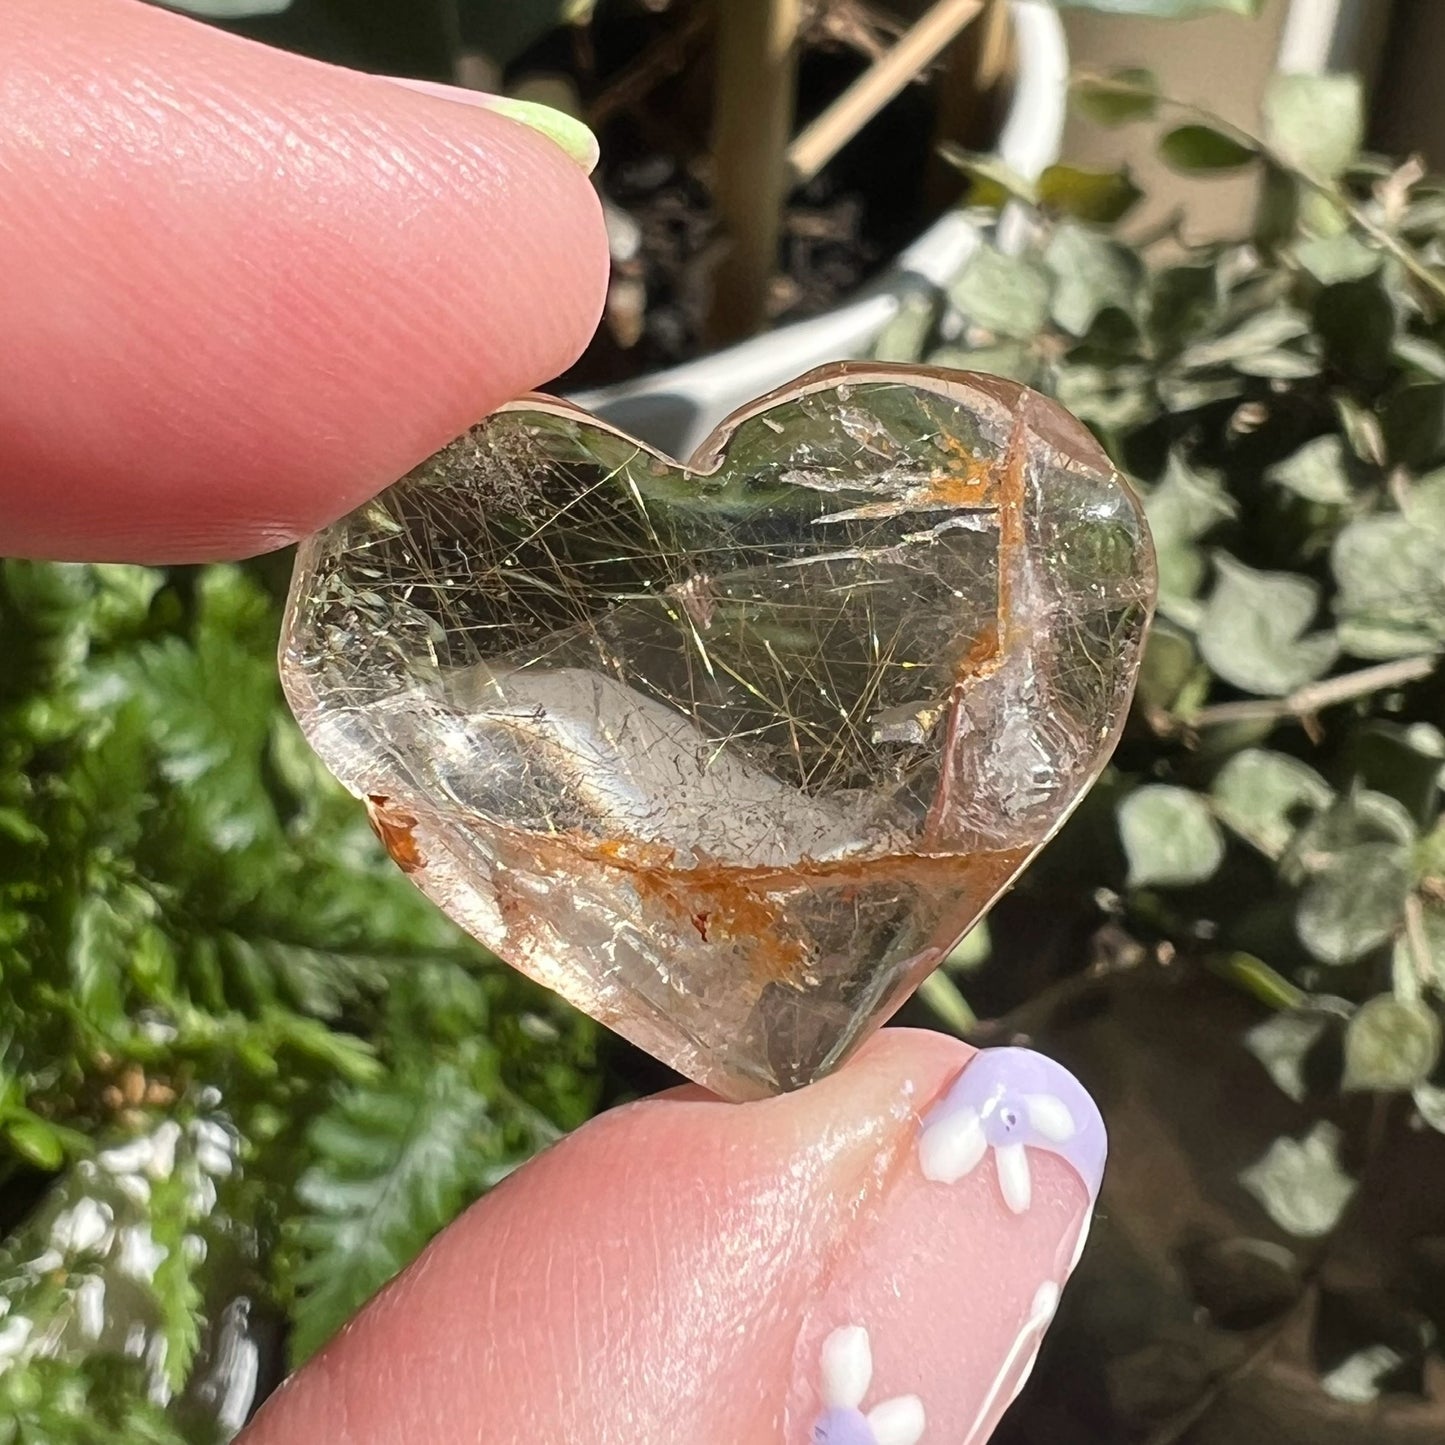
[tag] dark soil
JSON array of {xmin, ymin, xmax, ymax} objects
[{"xmin": 506, "ymin": 2, "xmax": 993, "ymax": 391}]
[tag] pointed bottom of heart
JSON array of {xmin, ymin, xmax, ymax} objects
[{"xmin": 368, "ymin": 795, "xmax": 1031, "ymax": 1097}]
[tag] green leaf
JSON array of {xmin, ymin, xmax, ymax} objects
[
  {"xmin": 1419, "ymin": 821, "xmax": 1445, "ymax": 887},
  {"xmin": 1239, "ymin": 1122, "xmax": 1356, "ymax": 1239},
  {"xmin": 873, "ymin": 287, "xmax": 938, "ymax": 363},
  {"xmin": 1264, "ymin": 72, "xmax": 1364, "ymax": 180},
  {"xmin": 1136, "ymin": 624, "xmax": 1202, "ymax": 714},
  {"xmin": 928, "ymin": 341, "xmax": 1040, "ymax": 386},
  {"xmin": 1037, "ymin": 164, "xmax": 1143, "ymax": 224},
  {"xmin": 948, "ymin": 248, "xmax": 1051, "ymax": 338},
  {"xmin": 1294, "ymin": 233, "xmax": 1382, "ymax": 286},
  {"xmin": 1332, "ymin": 492, "xmax": 1445, "ymax": 659},
  {"xmin": 1211, "ymin": 749, "xmax": 1334, "ymax": 859},
  {"xmin": 1343, "ymin": 995, "xmax": 1441, "ymax": 1091},
  {"xmin": 937, "ymin": 146, "xmax": 1036, "ymax": 209},
  {"xmin": 1394, "ymin": 900, "xmax": 1445, "ymax": 999},
  {"xmin": 1143, "ymin": 452, "xmax": 1237, "ymax": 618},
  {"xmin": 1069, "ymin": 67, "xmax": 1159, "ymax": 126},
  {"xmin": 1296, "ymin": 841, "xmax": 1413, "ymax": 965},
  {"xmin": 5, "ymin": 1114, "xmax": 68, "ymax": 1171},
  {"xmin": 1160, "ymin": 125, "xmax": 1258, "ymax": 174},
  {"xmin": 1233, "ymin": 348, "xmax": 1319, "ymax": 380},
  {"xmin": 1344, "ymin": 720, "xmax": 1443, "ymax": 823},
  {"xmin": 1197, "ymin": 555, "xmax": 1339, "ymax": 696},
  {"xmin": 943, "ymin": 919, "xmax": 991, "ymax": 973},
  {"xmin": 1393, "ymin": 335, "xmax": 1445, "ymax": 381},
  {"xmin": 0, "ymin": 1356, "xmax": 196, "ymax": 1445},
  {"xmin": 1265, "ymin": 435, "xmax": 1353, "ymax": 505},
  {"xmin": 1244, "ymin": 1009, "xmax": 1334, "ymax": 1103},
  {"xmin": 918, "ymin": 971, "xmax": 977, "ymax": 1035},
  {"xmin": 1333, "ymin": 391, "xmax": 1387, "ymax": 465},
  {"xmin": 1053, "ymin": 361, "xmax": 1156, "ymax": 436},
  {"xmin": 287, "ymin": 1062, "xmax": 499, "ymax": 1365},
  {"xmin": 1179, "ymin": 308, "xmax": 1310, "ymax": 371},
  {"xmin": 1043, "ymin": 223, "xmax": 1142, "ymax": 334},
  {"xmin": 1157, "ymin": 372, "xmax": 1248, "ymax": 413},
  {"xmin": 1118, "ymin": 784, "xmax": 1226, "ymax": 888},
  {"xmin": 67, "ymin": 888, "xmax": 134, "ymax": 1036}
]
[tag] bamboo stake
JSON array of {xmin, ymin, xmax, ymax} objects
[
  {"xmin": 787, "ymin": 0, "xmax": 986, "ymax": 186},
  {"xmin": 706, "ymin": 0, "xmax": 800, "ymax": 345}
]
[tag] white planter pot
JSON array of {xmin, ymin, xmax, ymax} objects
[{"xmin": 568, "ymin": 0, "xmax": 1069, "ymax": 457}]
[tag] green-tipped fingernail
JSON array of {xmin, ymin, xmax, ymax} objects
[
  {"xmin": 383, "ymin": 77, "xmax": 599, "ymax": 174},
  {"xmin": 476, "ymin": 96, "xmax": 598, "ymax": 173}
]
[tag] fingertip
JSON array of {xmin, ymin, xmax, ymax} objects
[
  {"xmin": 0, "ymin": 0, "xmax": 610, "ymax": 561},
  {"xmin": 244, "ymin": 1030, "xmax": 1104, "ymax": 1445}
]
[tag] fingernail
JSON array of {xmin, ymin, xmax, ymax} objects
[
  {"xmin": 379, "ymin": 78, "xmax": 599, "ymax": 173},
  {"xmin": 792, "ymin": 1045, "xmax": 1105, "ymax": 1445}
]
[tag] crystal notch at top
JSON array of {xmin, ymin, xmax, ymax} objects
[{"xmin": 281, "ymin": 364, "xmax": 1156, "ymax": 1099}]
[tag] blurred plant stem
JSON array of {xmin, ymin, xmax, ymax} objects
[{"xmin": 706, "ymin": 0, "xmax": 800, "ymax": 344}]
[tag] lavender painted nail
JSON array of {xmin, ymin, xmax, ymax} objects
[{"xmin": 917, "ymin": 1047, "xmax": 1106, "ymax": 1214}]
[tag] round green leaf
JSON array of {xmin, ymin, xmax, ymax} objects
[
  {"xmin": 1119, "ymin": 784, "xmax": 1226, "ymax": 888},
  {"xmin": 1211, "ymin": 749, "xmax": 1333, "ymax": 859},
  {"xmin": 1332, "ymin": 509, "xmax": 1445, "ymax": 659},
  {"xmin": 1264, "ymin": 73, "xmax": 1363, "ymax": 180},
  {"xmin": 1296, "ymin": 841, "xmax": 1413, "ymax": 965},
  {"xmin": 948, "ymin": 248, "xmax": 1051, "ymax": 339},
  {"xmin": 1343, "ymin": 995, "xmax": 1441, "ymax": 1092},
  {"xmin": 1160, "ymin": 125, "xmax": 1258, "ymax": 174},
  {"xmin": 1197, "ymin": 555, "xmax": 1340, "ymax": 697},
  {"xmin": 1294, "ymin": 234, "xmax": 1382, "ymax": 287},
  {"xmin": 1245, "ymin": 1010, "xmax": 1332, "ymax": 1103}
]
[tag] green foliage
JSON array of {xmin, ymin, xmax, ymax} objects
[
  {"xmin": 0, "ymin": 562, "xmax": 597, "ymax": 1434},
  {"xmin": 1160, "ymin": 124, "xmax": 1258, "ymax": 173},
  {"xmin": 1119, "ymin": 785, "xmax": 1225, "ymax": 887},
  {"xmin": 903, "ymin": 74, "xmax": 1445, "ymax": 1164}
]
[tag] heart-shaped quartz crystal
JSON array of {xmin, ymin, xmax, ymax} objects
[{"xmin": 281, "ymin": 364, "xmax": 1155, "ymax": 1099}]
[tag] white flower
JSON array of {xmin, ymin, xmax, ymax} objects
[
  {"xmin": 815, "ymin": 1324, "xmax": 926, "ymax": 1445},
  {"xmin": 918, "ymin": 1089, "xmax": 1077, "ymax": 1215}
]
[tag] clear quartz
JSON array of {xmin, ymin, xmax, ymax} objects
[{"xmin": 281, "ymin": 364, "xmax": 1156, "ymax": 1099}]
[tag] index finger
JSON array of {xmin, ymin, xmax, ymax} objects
[{"xmin": 0, "ymin": 0, "xmax": 608, "ymax": 563}]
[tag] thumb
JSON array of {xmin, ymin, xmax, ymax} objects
[
  {"xmin": 1, "ymin": 0, "xmax": 608, "ymax": 562},
  {"xmin": 242, "ymin": 1031, "xmax": 1105, "ymax": 1445}
]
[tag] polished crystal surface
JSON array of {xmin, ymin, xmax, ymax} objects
[{"xmin": 281, "ymin": 364, "xmax": 1155, "ymax": 1099}]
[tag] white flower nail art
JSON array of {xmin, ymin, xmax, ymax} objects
[
  {"xmin": 811, "ymin": 1325, "xmax": 926, "ymax": 1445},
  {"xmin": 917, "ymin": 1048, "xmax": 1105, "ymax": 1217}
]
